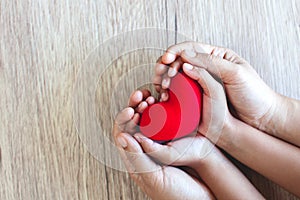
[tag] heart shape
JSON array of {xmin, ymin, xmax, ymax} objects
[{"xmin": 139, "ymin": 71, "xmax": 203, "ymax": 141}]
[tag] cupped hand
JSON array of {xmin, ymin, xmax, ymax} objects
[
  {"xmin": 154, "ymin": 42, "xmax": 280, "ymax": 131},
  {"xmin": 113, "ymin": 90, "xmax": 214, "ymax": 200},
  {"xmin": 133, "ymin": 133, "xmax": 263, "ymax": 200}
]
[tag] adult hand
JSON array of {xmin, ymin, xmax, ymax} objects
[{"xmin": 154, "ymin": 42, "xmax": 280, "ymax": 133}]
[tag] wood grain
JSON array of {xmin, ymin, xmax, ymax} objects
[{"xmin": 0, "ymin": 0, "xmax": 299, "ymax": 199}]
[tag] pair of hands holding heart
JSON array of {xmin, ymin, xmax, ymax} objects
[
  {"xmin": 112, "ymin": 42, "xmax": 278, "ymax": 199},
  {"xmin": 113, "ymin": 67, "xmax": 231, "ymax": 200}
]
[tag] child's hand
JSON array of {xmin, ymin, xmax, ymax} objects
[
  {"xmin": 154, "ymin": 42, "xmax": 280, "ymax": 133},
  {"xmin": 113, "ymin": 90, "xmax": 214, "ymax": 200},
  {"xmin": 133, "ymin": 134, "xmax": 263, "ymax": 200},
  {"xmin": 113, "ymin": 88, "xmax": 263, "ymax": 199}
]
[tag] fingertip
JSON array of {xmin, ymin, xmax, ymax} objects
[
  {"xmin": 162, "ymin": 77, "xmax": 170, "ymax": 89},
  {"xmin": 136, "ymin": 101, "xmax": 148, "ymax": 113},
  {"xmin": 183, "ymin": 63, "xmax": 194, "ymax": 71},
  {"xmin": 168, "ymin": 67, "xmax": 177, "ymax": 77},
  {"xmin": 125, "ymin": 107, "xmax": 135, "ymax": 118},
  {"xmin": 146, "ymin": 96, "xmax": 155, "ymax": 105},
  {"xmin": 129, "ymin": 90, "xmax": 143, "ymax": 107},
  {"xmin": 132, "ymin": 112, "xmax": 140, "ymax": 125},
  {"xmin": 134, "ymin": 133, "xmax": 155, "ymax": 152},
  {"xmin": 116, "ymin": 107, "xmax": 135, "ymax": 124},
  {"xmin": 134, "ymin": 90, "xmax": 143, "ymax": 100},
  {"xmin": 119, "ymin": 133, "xmax": 143, "ymax": 153},
  {"xmin": 162, "ymin": 52, "xmax": 176, "ymax": 64},
  {"xmin": 161, "ymin": 92, "xmax": 168, "ymax": 101},
  {"xmin": 155, "ymin": 63, "xmax": 168, "ymax": 75}
]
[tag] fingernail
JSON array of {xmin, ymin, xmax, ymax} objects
[
  {"xmin": 183, "ymin": 63, "xmax": 194, "ymax": 71},
  {"xmin": 184, "ymin": 49, "xmax": 196, "ymax": 58},
  {"xmin": 168, "ymin": 68, "xmax": 177, "ymax": 77},
  {"xmin": 161, "ymin": 92, "xmax": 168, "ymax": 101},
  {"xmin": 162, "ymin": 79, "xmax": 169, "ymax": 88},
  {"xmin": 117, "ymin": 136, "xmax": 127, "ymax": 148},
  {"xmin": 146, "ymin": 96, "xmax": 155, "ymax": 104}
]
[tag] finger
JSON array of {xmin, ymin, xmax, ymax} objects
[
  {"xmin": 161, "ymin": 74, "xmax": 171, "ymax": 89},
  {"xmin": 153, "ymin": 84, "xmax": 168, "ymax": 101},
  {"xmin": 160, "ymin": 74, "xmax": 171, "ymax": 101},
  {"xmin": 182, "ymin": 63, "xmax": 224, "ymax": 98},
  {"xmin": 163, "ymin": 41, "xmax": 246, "ymax": 65},
  {"xmin": 124, "ymin": 113, "xmax": 140, "ymax": 134},
  {"xmin": 159, "ymin": 90, "xmax": 168, "ymax": 102},
  {"xmin": 155, "ymin": 62, "xmax": 169, "ymax": 76},
  {"xmin": 145, "ymin": 96, "xmax": 155, "ymax": 105},
  {"xmin": 116, "ymin": 133, "xmax": 160, "ymax": 174},
  {"xmin": 167, "ymin": 42, "xmax": 245, "ymax": 63},
  {"xmin": 153, "ymin": 74, "xmax": 162, "ymax": 85},
  {"xmin": 167, "ymin": 56, "xmax": 183, "ymax": 77},
  {"xmin": 153, "ymin": 75, "xmax": 162, "ymax": 93},
  {"xmin": 134, "ymin": 133, "xmax": 211, "ymax": 166},
  {"xmin": 162, "ymin": 41, "xmax": 198, "ymax": 64},
  {"xmin": 181, "ymin": 50, "xmax": 240, "ymax": 83},
  {"xmin": 135, "ymin": 101, "xmax": 148, "ymax": 114},
  {"xmin": 134, "ymin": 134, "xmax": 179, "ymax": 165},
  {"xmin": 128, "ymin": 90, "xmax": 143, "ymax": 108},
  {"xmin": 153, "ymin": 66, "xmax": 169, "ymax": 101},
  {"xmin": 211, "ymin": 46, "xmax": 246, "ymax": 64},
  {"xmin": 114, "ymin": 107, "xmax": 135, "ymax": 135},
  {"xmin": 115, "ymin": 107, "xmax": 135, "ymax": 125},
  {"xmin": 154, "ymin": 56, "xmax": 168, "ymax": 93}
]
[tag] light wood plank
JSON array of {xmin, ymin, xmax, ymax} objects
[{"xmin": 0, "ymin": 0, "xmax": 299, "ymax": 199}]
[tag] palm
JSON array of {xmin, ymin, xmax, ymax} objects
[{"xmin": 139, "ymin": 166, "xmax": 212, "ymax": 200}]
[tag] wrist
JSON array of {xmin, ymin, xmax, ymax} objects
[
  {"xmin": 258, "ymin": 93, "xmax": 289, "ymax": 136},
  {"xmin": 216, "ymin": 114, "xmax": 239, "ymax": 151}
]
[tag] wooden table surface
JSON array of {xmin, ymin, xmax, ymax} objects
[{"xmin": 0, "ymin": 0, "xmax": 299, "ymax": 199}]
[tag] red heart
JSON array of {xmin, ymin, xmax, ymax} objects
[{"xmin": 139, "ymin": 71, "xmax": 203, "ymax": 141}]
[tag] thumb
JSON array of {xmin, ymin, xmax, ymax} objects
[
  {"xmin": 182, "ymin": 63, "xmax": 225, "ymax": 99},
  {"xmin": 116, "ymin": 133, "xmax": 160, "ymax": 174},
  {"xmin": 181, "ymin": 50, "xmax": 240, "ymax": 83},
  {"xmin": 134, "ymin": 133, "xmax": 215, "ymax": 166},
  {"xmin": 182, "ymin": 63, "xmax": 227, "ymax": 144}
]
